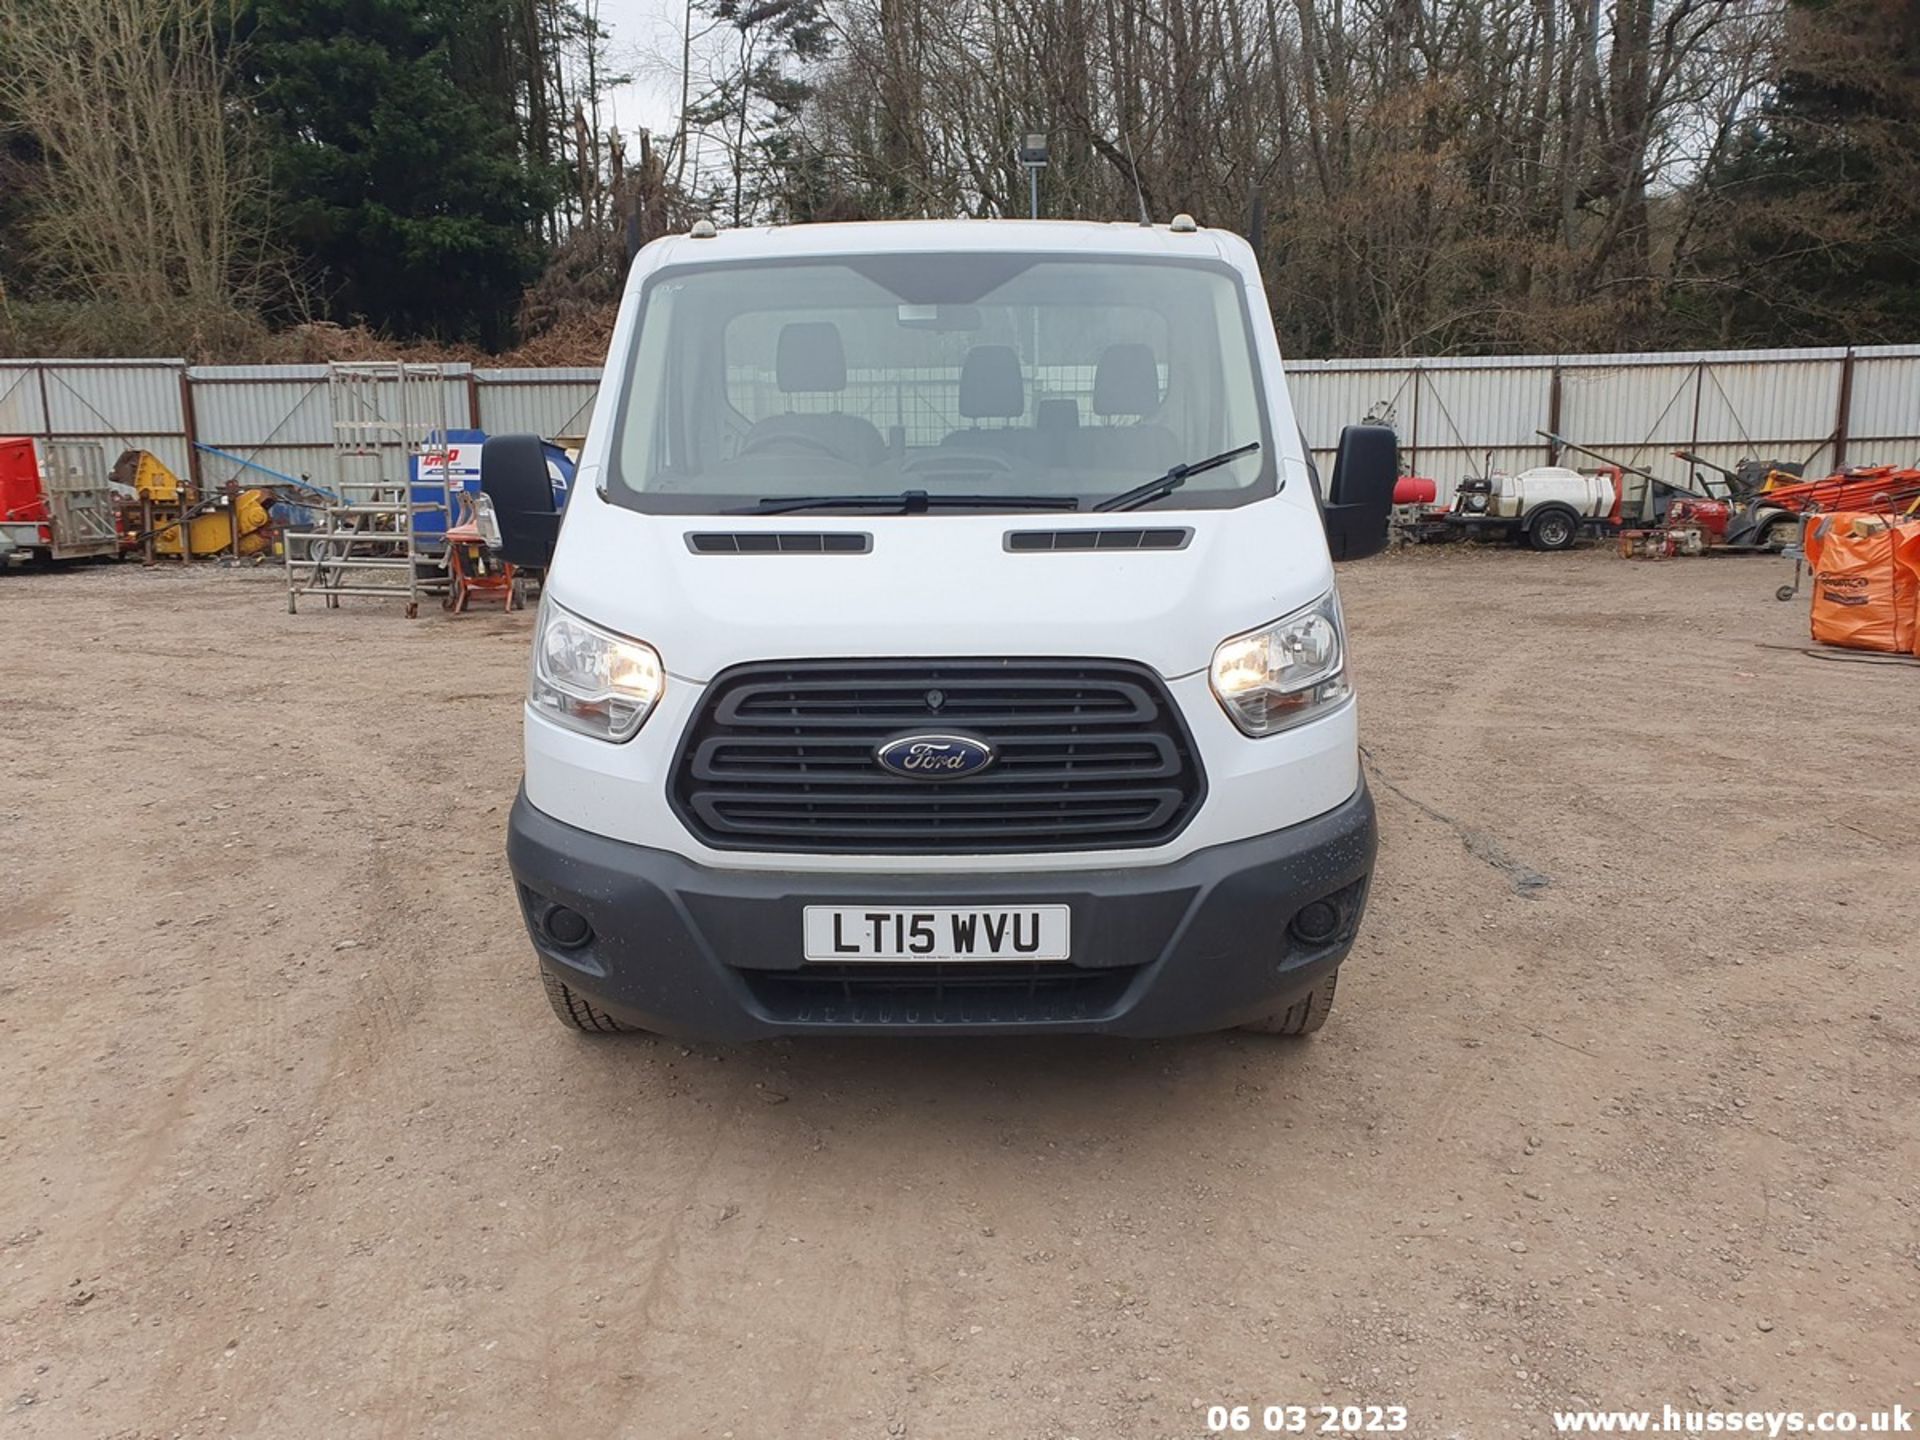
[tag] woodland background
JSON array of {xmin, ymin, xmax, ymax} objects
[{"xmin": 1, "ymin": 0, "xmax": 1916, "ymax": 365}]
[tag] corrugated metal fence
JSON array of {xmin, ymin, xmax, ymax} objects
[
  {"xmin": 1289, "ymin": 345, "xmax": 1920, "ymax": 501},
  {"xmin": 0, "ymin": 360, "xmax": 604, "ymax": 495},
  {"xmin": 0, "ymin": 360, "xmax": 196, "ymax": 483},
  {"xmin": 3, "ymin": 346, "xmax": 1915, "ymax": 500}
]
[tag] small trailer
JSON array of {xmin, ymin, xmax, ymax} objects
[
  {"xmin": 0, "ymin": 436, "xmax": 120, "ymax": 565},
  {"xmin": 1434, "ymin": 463, "xmax": 1624, "ymax": 551},
  {"xmin": 1399, "ymin": 455, "xmax": 1630, "ymax": 551}
]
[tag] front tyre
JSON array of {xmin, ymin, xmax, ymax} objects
[
  {"xmin": 540, "ymin": 964, "xmax": 640, "ymax": 1033},
  {"xmin": 1238, "ymin": 968, "xmax": 1339, "ymax": 1036},
  {"xmin": 1527, "ymin": 507, "xmax": 1579, "ymax": 552}
]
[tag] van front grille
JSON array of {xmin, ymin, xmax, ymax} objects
[{"xmin": 669, "ymin": 658, "xmax": 1205, "ymax": 854}]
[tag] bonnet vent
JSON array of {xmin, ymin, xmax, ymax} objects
[
  {"xmin": 686, "ymin": 532, "xmax": 871, "ymax": 554},
  {"xmin": 1004, "ymin": 527, "xmax": 1192, "ymax": 553}
]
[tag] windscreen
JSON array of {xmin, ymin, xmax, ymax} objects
[{"xmin": 608, "ymin": 253, "xmax": 1274, "ymax": 514}]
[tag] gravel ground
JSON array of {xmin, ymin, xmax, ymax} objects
[{"xmin": 0, "ymin": 547, "xmax": 1914, "ymax": 1439}]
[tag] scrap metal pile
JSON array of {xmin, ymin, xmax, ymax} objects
[{"xmin": 1756, "ymin": 464, "xmax": 1920, "ymax": 518}]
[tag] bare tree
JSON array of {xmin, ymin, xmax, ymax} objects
[
  {"xmin": 714, "ymin": 0, "xmax": 1783, "ymax": 354},
  {"xmin": 0, "ymin": 0, "xmax": 264, "ymax": 311}
]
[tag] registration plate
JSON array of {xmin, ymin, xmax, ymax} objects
[{"xmin": 802, "ymin": 906, "xmax": 1070, "ymax": 962}]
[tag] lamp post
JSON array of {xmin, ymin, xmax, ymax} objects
[{"xmin": 1016, "ymin": 132, "xmax": 1049, "ymax": 219}]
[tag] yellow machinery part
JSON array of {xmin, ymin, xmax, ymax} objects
[
  {"xmin": 115, "ymin": 449, "xmax": 185, "ymax": 502},
  {"xmin": 153, "ymin": 489, "xmax": 274, "ymax": 557}
]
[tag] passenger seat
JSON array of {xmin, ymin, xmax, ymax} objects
[{"xmin": 1081, "ymin": 343, "xmax": 1178, "ymax": 473}]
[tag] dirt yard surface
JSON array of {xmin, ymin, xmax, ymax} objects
[{"xmin": 1, "ymin": 548, "xmax": 1914, "ymax": 1439}]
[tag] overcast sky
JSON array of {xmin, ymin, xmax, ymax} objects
[{"xmin": 594, "ymin": 0, "xmax": 692, "ymax": 139}]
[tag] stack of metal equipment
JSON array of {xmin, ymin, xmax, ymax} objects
[{"xmin": 283, "ymin": 362, "xmax": 454, "ymax": 618}]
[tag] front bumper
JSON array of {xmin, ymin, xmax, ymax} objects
[{"xmin": 506, "ymin": 783, "xmax": 1377, "ymax": 1039}]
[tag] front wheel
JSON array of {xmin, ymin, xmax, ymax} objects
[
  {"xmin": 1238, "ymin": 968, "xmax": 1339, "ymax": 1036},
  {"xmin": 540, "ymin": 965, "xmax": 641, "ymax": 1034},
  {"xmin": 1528, "ymin": 508, "xmax": 1579, "ymax": 551}
]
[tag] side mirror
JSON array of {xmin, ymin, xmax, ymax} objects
[
  {"xmin": 481, "ymin": 433, "xmax": 562, "ymax": 568},
  {"xmin": 1322, "ymin": 423, "xmax": 1397, "ymax": 562}
]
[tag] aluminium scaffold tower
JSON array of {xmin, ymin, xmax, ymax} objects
[{"xmin": 284, "ymin": 362, "xmax": 455, "ymax": 618}]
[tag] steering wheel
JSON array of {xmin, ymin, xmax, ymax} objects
[
  {"xmin": 901, "ymin": 449, "xmax": 1016, "ymax": 478},
  {"xmin": 736, "ymin": 430, "xmax": 845, "ymax": 461}
]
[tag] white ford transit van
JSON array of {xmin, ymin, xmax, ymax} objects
[{"xmin": 485, "ymin": 218, "xmax": 1394, "ymax": 1040}]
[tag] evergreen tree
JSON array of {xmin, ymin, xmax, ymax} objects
[
  {"xmin": 1678, "ymin": 0, "xmax": 1920, "ymax": 345},
  {"xmin": 237, "ymin": 0, "xmax": 561, "ymax": 346}
]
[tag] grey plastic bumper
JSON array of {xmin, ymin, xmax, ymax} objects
[{"xmin": 507, "ymin": 783, "xmax": 1377, "ymax": 1040}]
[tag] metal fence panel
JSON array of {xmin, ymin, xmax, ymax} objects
[
  {"xmin": 0, "ymin": 360, "xmax": 190, "ymax": 480},
  {"xmin": 1417, "ymin": 364, "xmax": 1554, "ymax": 452},
  {"xmin": 1693, "ymin": 355, "xmax": 1841, "ymax": 463},
  {"xmin": 1847, "ymin": 351, "xmax": 1920, "ymax": 455},
  {"xmin": 0, "ymin": 365, "xmax": 49, "ymax": 435},
  {"xmin": 189, "ymin": 366, "xmax": 337, "ymax": 489},
  {"xmin": 1555, "ymin": 360, "xmax": 1701, "ymax": 466},
  {"xmin": 475, "ymin": 369, "xmax": 602, "ymax": 442},
  {"xmin": 1286, "ymin": 360, "xmax": 1418, "ymax": 446}
]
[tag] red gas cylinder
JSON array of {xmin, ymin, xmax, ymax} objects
[{"xmin": 1393, "ymin": 475, "xmax": 1438, "ymax": 506}]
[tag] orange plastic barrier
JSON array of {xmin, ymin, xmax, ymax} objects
[{"xmin": 1803, "ymin": 514, "xmax": 1920, "ymax": 653}]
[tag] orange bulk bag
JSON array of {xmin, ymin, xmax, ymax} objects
[
  {"xmin": 1909, "ymin": 523, "xmax": 1920, "ymax": 657},
  {"xmin": 1802, "ymin": 514, "xmax": 1920, "ymax": 653}
]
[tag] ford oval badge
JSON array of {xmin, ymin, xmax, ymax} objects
[{"xmin": 875, "ymin": 733, "xmax": 995, "ymax": 780}]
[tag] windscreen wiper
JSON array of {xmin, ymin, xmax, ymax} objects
[
  {"xmin": 1092, "ymin": 441, "xmax": 1261, "ymax": 513},
  {"xmin": 731, "ymin": 491, "xmax": 1080, "ymax": 515}
]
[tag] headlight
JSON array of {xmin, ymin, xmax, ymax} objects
[
  {"xmin": 1209, "ymin": 591, "xmax": 1351, "ymax": 736},
  {"xmin": 529, "ymin": 598, "xmax": 663, "ymax": 742}
]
